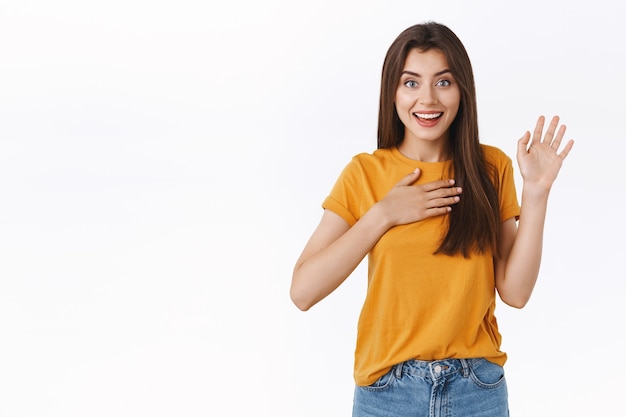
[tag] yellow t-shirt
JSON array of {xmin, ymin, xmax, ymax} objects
[{"xmin": 322, "ymin": 145, "xmax": 521, "ymax": 386}]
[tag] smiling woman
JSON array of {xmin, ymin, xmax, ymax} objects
[
  {"xmin": 394, "ymin": 49, "xmax": 460, "ymax": 159},
  {"xmin": 290, "ymin": 21, "xmax": 573, "ymax": 417}
]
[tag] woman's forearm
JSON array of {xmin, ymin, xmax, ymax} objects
[
  {"xmin": 291, "ymin": 171, "xmax": 463, "ymax": 311},
  {"xmin": 290, "ymin": 206, "xmax": 392, "ymax": 311},
  {"xmin": 498, "ymin": 115, "xmax": 574, "ymax": 308},
  {"xmin": 498, "ymin": 186, "xmax": 550, "ymax": 308}
]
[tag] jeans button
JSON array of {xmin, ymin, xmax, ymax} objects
[{"xmin": 434, "ymin": 365, "xmax": 442, "ymax": 373}]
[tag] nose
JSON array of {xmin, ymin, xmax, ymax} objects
[{"xmin": 419, "ymin": 85, "xmax": 438, "ymax": 105}]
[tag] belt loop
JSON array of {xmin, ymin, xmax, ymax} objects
[
  {"xmin": 460, "ymin": 359, "xmax": 470, "ymax": 377},
  {"xmin": 394, "ymin": 362, "xmax": 403, "ymax": 378}
]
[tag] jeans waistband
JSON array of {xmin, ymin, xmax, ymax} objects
[{"xmin": 393, "ymin": 358, "xmax": 482, "ymax": 379}]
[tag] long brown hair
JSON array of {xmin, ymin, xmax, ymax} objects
[{"xmin": 378, "ymin": 22, "xmax": 500, "ymax": 257}]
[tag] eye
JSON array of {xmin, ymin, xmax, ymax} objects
[
  {"xmin": 436, "ymin": 79, "xmax": 451, "ymax": 87},
  {"xmin": 404, "ymin": 80, "xmax": 418, "ymax": 88}
]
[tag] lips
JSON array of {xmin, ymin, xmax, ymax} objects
[
  {"xmin": 413, "ymin": 112, "xmax": 443, "ymax": 127},
  {"xmin": 414, "ymin": 112, "xmax": 443, "ymax": 120}
]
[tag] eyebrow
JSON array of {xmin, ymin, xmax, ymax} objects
[{"xmin": 401, "ymin": 69, "xmax": 452, "ymax": 77}]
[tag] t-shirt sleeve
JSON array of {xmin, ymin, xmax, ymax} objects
[
  {"xmin": 321, "ymin": 156, "xmax": 363, "ymax": 227},
  {"xmin": 497, "ymin": 153, "xmax": 521, "ymax": 222}
]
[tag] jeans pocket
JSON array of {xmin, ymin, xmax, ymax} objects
[
  {"xmin": 360, "ymin": 366, "xmax": 397, "ymax": 392},
  {"xmin": 469, "ymin": 359, "xmax": 506, "ymax": 389}
]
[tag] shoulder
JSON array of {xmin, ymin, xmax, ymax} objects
[
  {"xmin": 344, "ymin": 148, "xmax": 395, "ymax": 171},
  {"xmin": 480, "ymin": 144, "xmax": 513, "ymax": 167},
  {"xmin": 352, "ymin": 148, "xmax": 394, "ymax": 163}
]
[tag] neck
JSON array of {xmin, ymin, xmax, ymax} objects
[{"xmin": 397, "ymin": 138, "xmax": 452, "ymax": 162}]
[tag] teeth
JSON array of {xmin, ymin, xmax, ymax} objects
[{"xmin": 415, "ymin": 112, "xmax": 442, "ymax": 119}]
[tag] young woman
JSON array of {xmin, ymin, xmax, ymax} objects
[{"xmin": 290, "ymin": 22, "xmax": 573, "ymax": 416}]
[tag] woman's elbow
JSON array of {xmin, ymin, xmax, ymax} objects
[
  {"xmin": 504, "ymin": 300, "xmax": 528, "ymax": 309},
  {"xmin": 290, "ymin": 283, "xmax": 315, "ymax": 311},
  {"xmin": 500, "ymin": 293, "xmax": 530, "ymax": 309},
  {"xmin": 290, "ymin": 294, "xmax": 312, "ymax": 311}
]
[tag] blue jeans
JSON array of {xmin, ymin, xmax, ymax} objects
[{"xmin": 353, "ymin": 358, "xmax": 509, "ymax": 417}]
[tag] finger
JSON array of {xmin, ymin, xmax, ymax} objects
[
  {"xmin": 429, "ymin": 195, "xmax": 461, "ymax": 208},
  {"xmin": 531, "ymin": 115, "xmax": 546, "ymax": 145},
  {"xmin": 395, "ymin": 168, "xmax": 422, "ymax": 187},
  {"xmin": 421, "ymin": 178, "xmax": 457, "ymax": 192},
  {"xmin": 428, "ymin": 185, "xmax": 463, "ymax": 200},
  {"xmin": 518, "ymin": 131, "xmax": 531, "ymax": 153},
  {"xmin": 558, "ymin": 139, "xmax": 574, "ymax": 160},
  {"xmin": 542, "ymin": 115, "xmax": 560, "ymax": 144},
  {"xmin": 423, "ymin": 206, "xmax": 453, "ymax": 218},
  {"xmin": 550, "ymin": 124, "xmax": 567, "ymax": 149}
]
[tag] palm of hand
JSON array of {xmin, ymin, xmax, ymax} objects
[{"xmin": 517, "ymin": 115, "xmax": 574, "ymax": 191}]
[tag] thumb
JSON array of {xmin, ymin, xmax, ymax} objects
[
  {"xmin": 396, "ymin": 168, "xmax": 421, "ymax": 187},
  {"xmin": 518, "ymin": 131, "xmax": 531, "ymax": 154}
]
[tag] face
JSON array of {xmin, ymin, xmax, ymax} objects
[{"xmin": 395, "ymin": 48, "xmax": 461, "ymax": 148}]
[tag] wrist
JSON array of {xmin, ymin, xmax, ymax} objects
[
  {"xmin": 365, "ymin": 202, "xmax": 395, "ymax": 231},
  {"xmin": 521, "ymin": 183, "xmax": 551, "ymax": 206}
]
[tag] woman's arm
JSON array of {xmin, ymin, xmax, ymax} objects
[
  {"xmin": 495, "ymin": 115, "xmax": 574, "ymax": 308},
  {"xmin": 290, "ymin": 169, "xmax": 462, "ymax": 311},
  {"xmin": 290, "ymin": 207, "xmax": 388, "ymax": 311}
]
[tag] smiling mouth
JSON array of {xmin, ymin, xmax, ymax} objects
[{"xmin": 414, "ymin": 112, "xmax": 443, "ymax": 121}]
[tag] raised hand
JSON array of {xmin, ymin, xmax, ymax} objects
[
  {"xmin": 517, "ymin": 115, "xmax": 574, "ymax": 192},
  {"xmin": 376, "ymin": 168, "xmax": 462, "ymax": 227}
]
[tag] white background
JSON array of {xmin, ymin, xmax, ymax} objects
[{"xmin": 0, "ymin": 0, "xmax": 624, "ymax": 416}]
